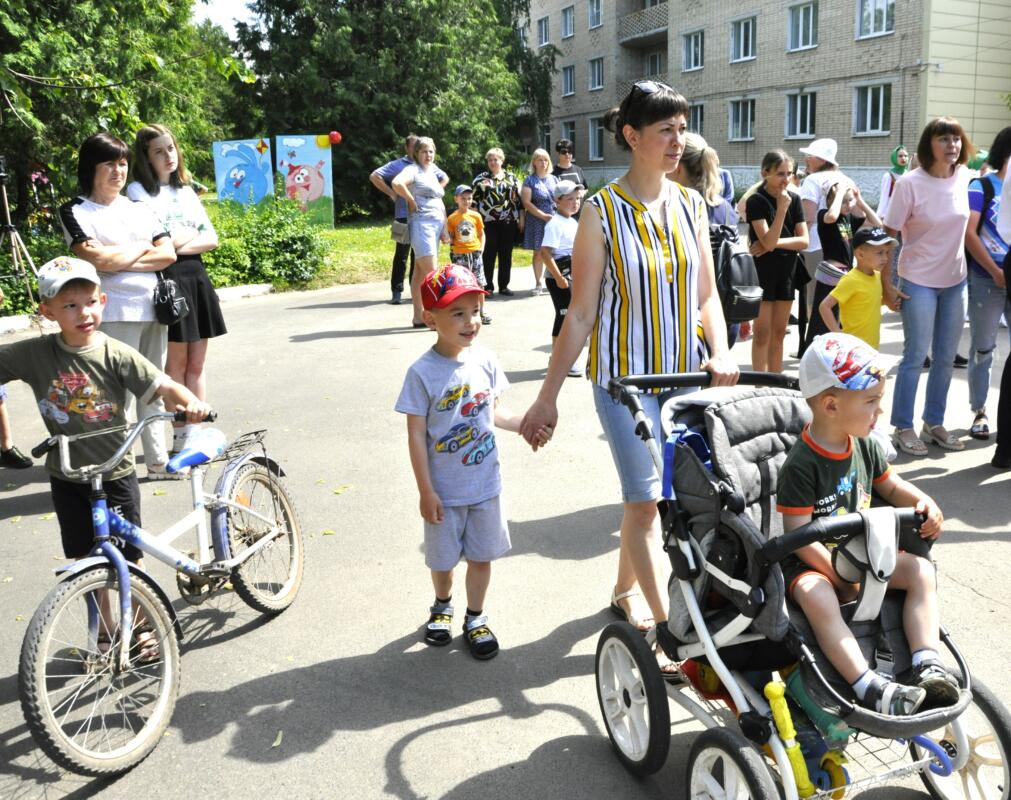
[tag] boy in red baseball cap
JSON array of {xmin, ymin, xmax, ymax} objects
[{"xmin": 395, "ymin": 265, "xmax": 551, "ymax": 659}]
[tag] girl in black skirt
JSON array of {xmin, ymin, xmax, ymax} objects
[{"xmin": 128, "ymin": 124, "xmax": 227, "ymax": 451}]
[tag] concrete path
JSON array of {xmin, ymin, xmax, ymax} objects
[{"xmin": 0, "ymin": 281, "xmax": 1008, "ymax": 799}]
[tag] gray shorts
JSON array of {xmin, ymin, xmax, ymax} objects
[{"xmin": 424, "ymin": 495, "xmax": 511, "ymax": 571}]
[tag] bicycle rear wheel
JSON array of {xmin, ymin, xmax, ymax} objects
[
  {"xmin": 18, "ymin": 566, "xmax": 179, "ymax": 776},
  {"xmin": 227, "ymin": 463, "xmax": 304, "ymax": 615}
]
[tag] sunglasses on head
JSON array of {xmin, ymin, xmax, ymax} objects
[
  {"xmin": 631, "ymin": 79, "xmax": 674, "ymax": 96},
  {"xmin": 556, "ymin": 147, "xmax": 572, "ymax": 153}
]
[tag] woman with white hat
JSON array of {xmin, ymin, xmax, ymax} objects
[{"xmin": 797, "ymin": 138, "xmax": 841, "ymax": 356}]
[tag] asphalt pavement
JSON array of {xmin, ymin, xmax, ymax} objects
[{"xmin": 0, "ymin": 279, "xmax": 1009, "ymax": 799}]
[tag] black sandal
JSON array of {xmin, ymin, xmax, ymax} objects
[
  {"xmin": 970, "ymin": 411, "xmax": 990, "ymax": 440},
  {"xmin": 463, "ymin": 614, "xmax": 499, "ymax": 660},
  {"xmin": 424, "ymin": 603, "xmax": 453, "ymax": 646}
]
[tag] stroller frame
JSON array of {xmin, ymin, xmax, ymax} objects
[{"xmin": 594, "ymin": 371, "xmax": 1011, "ymax": 799}]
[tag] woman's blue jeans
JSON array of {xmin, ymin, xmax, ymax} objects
[
  {"xmin": 890, "ymin": 277, "xmax": 967, "ymax": 431},
  {"xmin": 967, "ymin": 268, "xmax": 1011, "ymax": 412}
]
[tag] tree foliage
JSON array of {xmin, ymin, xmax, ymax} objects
[
  {"xmin": 235, "ymin": 0, "xmax": 527, "ymax": 213},
  {"xmin": 0, "ymin": 1, "xmax": 250, "ymax": 219}
]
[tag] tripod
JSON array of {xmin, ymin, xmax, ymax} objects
[{"xmin": 0, "ymin": 163, "xmax": 40, "ymax": 309}]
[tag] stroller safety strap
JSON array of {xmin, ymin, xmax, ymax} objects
[{"xmin": 832, "ymin": 507, "xmax": 899, "ymax": 623}]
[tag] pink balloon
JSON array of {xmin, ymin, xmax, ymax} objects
[{"xmin": 329, "ymin": 130, "xmax": 342, "ymax": 145}]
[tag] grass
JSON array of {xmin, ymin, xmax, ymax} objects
[{"xmin": 307, "ymin": 218, "xmax": 534, "ymax": 289}]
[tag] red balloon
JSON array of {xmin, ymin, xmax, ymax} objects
[{"xmin": 329, "ymin": 130, "xmax": 342, "ymax": 145}]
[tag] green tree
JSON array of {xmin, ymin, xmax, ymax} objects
[
  {"xmin": 0, "ymin": 0, "xmax": 250, "ymax": 219},
  {"xmin": 235, "ymin": 0, "xmax": 524, "ymax": 214}
]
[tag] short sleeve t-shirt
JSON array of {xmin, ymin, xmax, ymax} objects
[
  {"xmin": 830, "ymin": 268, "xmax": 883, "ymax": 348},
  {"xmin": 59, "ymin": 196, "xmax": 169, "ymax": 322},
  {"xmin": 126, "ymin": 182, "xmax": 216, "ymax": 240},
  {"xmin": 398, "ymin": 164, "xmax": 446, "ymax": 219},
  {"xmin": 540, "ymin": 213, "xmax": 579, "ymax": 261},
  {"xmin": 746, "ymin": 187, "xmax": 806, "ymax": 274},
  {"xmin": 817, "ymin": 209, "xmax": 864, "ymax": 268},
  {"xmin": 552, "ymin": 163, "xmax": 587, "ymax": 189},
  {"xmin": 0, "ymin": 333, "xmax": 164, "ymax": 481},
  {"xmin": 800, "ymin": 171, "xmax": 839, "ymax": 253},
  {"xmin": 376, "ymin": 156, "xmax": 447, "ymax": 219},
  {"xmin": 882, "ymin": 166, "xmax": 971, "ymax": 288},
  {"xmin": 395, "ymin": 344, "xmax": 509, "ymax": 507},
  {"xmin": 967, "ymin": 173, "xmax": 1008, "ymax": 277},
  {"xmin": 445, "ymin": 209, "xmax": 484, "ymax": 254},
  {"xmin": 777, "ymin": 427, "xmax": 891, "ymax": 545}
]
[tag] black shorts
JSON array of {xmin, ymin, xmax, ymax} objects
[
  {"xmin": 781, "ymin": 554, "xmax": 833, "ymax": 598},
  {"xmin": 50, "ymin": 474, "xmax": 143, "ymax": 561},
  {"xmin": 756, "ymin": 259, "xmax": 795, "ymax": 302}
]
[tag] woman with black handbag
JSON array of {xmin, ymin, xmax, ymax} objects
[
  {"xmin": 59, "ymin": 133, "xmax": 179, "ymax": 479},
  {"xmin": 129, "ymin": 124, "xmax": 226, "ymax": 454}
]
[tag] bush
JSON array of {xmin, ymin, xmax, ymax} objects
[
  {"xmin": 203, "ymin": 198, "xmax": 325, "ymax": 288},
  {"xmin": 0, "ymin": 228, "xmax": 67, "ymax": 315}
]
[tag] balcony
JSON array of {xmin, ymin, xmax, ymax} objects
[{"xmin": 617, "ymin": 2, "xmax": 669, "ymax": 48}]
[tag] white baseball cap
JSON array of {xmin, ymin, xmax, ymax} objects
[
  {"xmin": 799, "ymin": 138, "xmax": 838, "ymax": 166},
  {"xmin": 799, "ymin": 333, "xmax": 891, "ymax": 399},
  {"xmin": 37, "ymin": 257, "xmax": 101, "ymax": 300},
  {"xmin": 552, "ymin": 179, "xmax": 579, "ymax": 200}
]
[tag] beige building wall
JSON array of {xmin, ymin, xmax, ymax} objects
[{"xmin": 920, "ymin": 0, "xmax": 1011, "ymax": 153}]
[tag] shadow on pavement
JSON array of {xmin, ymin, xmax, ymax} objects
[
  {"xmin": 504, "ymin": 367, "xmax": 547, "ymax": 384},
  {"xmin": 290, "ymin": 327, "xmax": 424, "ymax": 342},
  {"xmin": 175, "ymin": 589, "xmax": 272, "ymax": 653},
  {"xmin": 0, "ymin": 489, "xmax": 56, "ymax": 520},
  {"xmin": 510, "ymin": 503, "xmax": 622, "ymax": 561},
  {"xmin": 290, "ymin": 300, "xmax": 384, "ymax": 311},
  {"xmin": 171, "ymin": 613, "xmax": 608, "ymax": 766}
]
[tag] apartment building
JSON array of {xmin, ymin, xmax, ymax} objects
[{"xmin": 528, "ymin": 0, "xmax": 1011, "ymax": 196}]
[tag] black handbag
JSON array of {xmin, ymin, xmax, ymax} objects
[{"xmin": 153, "ymin": 272, "xmax": 190, "ymax": 326}]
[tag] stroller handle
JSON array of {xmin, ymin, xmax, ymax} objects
[
  {"xmin": 608, "ymin": 371, "xmax": 799, "ymax": 402},
  {"xmin": 759, "ymin": 508, "xmax": 928, "ymax": 564}
]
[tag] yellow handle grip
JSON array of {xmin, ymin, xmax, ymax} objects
[{"xmin": 765, "ymin": 682, "xmax": 815, "ymax": 798}]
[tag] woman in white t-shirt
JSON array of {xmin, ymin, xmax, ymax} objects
[
  {"xmin": 128, "ymin": 124, "xmax": 227, "ymax": 453},
  {"xmin": 883, "ymin": 117, "xmax": 973, "ymax": 456},
  {"xmin": 59, "ymin": 133, "xmax": 177, "ymax": 477}
]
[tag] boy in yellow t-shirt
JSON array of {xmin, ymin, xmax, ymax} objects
[
  {"xmin": 444, "ymin": 185, "xmax": 488, "ymax": 324},
  {"xmin": 819, "ymin": 227, "xmax": 896, "ymax": 349}
]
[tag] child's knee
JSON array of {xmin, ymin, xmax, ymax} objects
[
  {"xmin": 894, "ymin": 552, "xmax": 936, "ymax": 590},
  {"xmin": 793, "ymin": 575, "xmax": 840, "ymax": 619}
]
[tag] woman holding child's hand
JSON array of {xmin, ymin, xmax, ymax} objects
[
  {"xmin": 59, "ymin": 133, "xmax": 177, "ymax": 479},
  {"xmin": 520, "ymin": 82, "xmax": 738, "ymax": 664}
]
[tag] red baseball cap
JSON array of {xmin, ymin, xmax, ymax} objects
[{"xmin": 421, "ymin": 265, "xmax": 489, "ymax": 310}]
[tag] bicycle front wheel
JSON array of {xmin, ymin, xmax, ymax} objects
[
  {"xmin": 18, "ymin": 566, "xmax": 180, "ymax": 776},
  {"xmin": 227, "ymin": 463, "xmax": 304, "ymax": 615}
]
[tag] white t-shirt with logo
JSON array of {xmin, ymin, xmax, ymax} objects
[
  {"xmin": 541, "ymin": 213, "xmax": 579, "ymax": 259},
  {"xmin": 59, "ymin": 196, "xmax": 169, "ymax": 322},
  {"xmin": 126, "ymin": 182, "xmax": 215, "ymax": 239}
]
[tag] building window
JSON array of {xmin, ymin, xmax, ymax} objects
[
  {"xmin": 730, "ymin": 17, "xmax": 756, "ymax": 62},
  {"xmin": 857, "ymin": 0, "xmax": 894, "ymax": 38},
  {"xmin": 644, "ymin": 0, "xmax": 662, "ymax": 6},
  {"xmin": 562, "ymin": 6, "xmax": 575, "ymax": 38},
  {"xmin": 540, "ymin": 123, "xmax": 552, "ymax": 152},
  {"xmin": 589, "ymin": 57, "xmax": 604, "ymax": 91},
  {"xmin": 588, "ymin": 0, "xmax": 602, "ymax": 30},
  {"xmin": 518, "ymin": 25, "xmax": 528, "ymax": 49},
  {"xmin": 682, "ymin": 30, "xmax": 704, "ymax": 72},
  {"xmin": 786, "ymin": 92, "xmax": 816, "ymax": 138},
  {"xmin": 788, "ymin": 2, "xmax": 818, "ymax": 51},
  {"xmin": 561, "ymin": 66, "xmax": 575, "ymax": 96},
  {"xmin": 562, "ymin": 120, "xmax": 576, "ymax": 146},
  {"xmin": 854, "ymin": 83, "xmax": 891, "ymax": 134},
  {"xmin": 689, "ymin": 104, "xmax": 704, "ymax": 136},
  {"xmin": 645, "ymin": 50, "xmax": 664, "ymax": 76},
  {"xmin": 537, "ymin": 16, "xmax": 549, "ymax": 46},
  {"xmin": 589, "ymin": 117, "xmax": 605, "ymax": 160},
  {"xmin": 729, "ymin": 99, "xmax": 755, "ymax": 141}
]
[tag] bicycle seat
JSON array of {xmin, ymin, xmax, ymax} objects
[{"xmin": 167, "ymin": 428, "xmax": 228, "ymax": 472}]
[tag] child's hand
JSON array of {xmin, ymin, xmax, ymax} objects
[
  {"xmin": 529, "ymin": 424, "xmax": 553, "ymax": 450},
  {"xmin": 175, "ymin": 400, "xmax": 213, "ymax": 424},
  {"xmin": 420, "ymin": 489, "xmax": 444, "ymax": 524},
  {"xmin": 556, "ymin": 276, "xmax": 569, "ymax": 290},
  {"xmin": 916, "ymin": 497, "xmax": 944, "ymax": 539}
]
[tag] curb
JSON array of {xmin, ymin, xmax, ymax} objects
[{"xmin": 0, "ymin": 283, "xmax": 274, "ymax": 335}]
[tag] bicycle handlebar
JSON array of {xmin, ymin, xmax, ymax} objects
[{"xmin": 31, "ymin": 410, "xmax": 217, "ymax": 479}]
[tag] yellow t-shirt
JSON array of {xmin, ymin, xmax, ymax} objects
[
  {"xmin": 829, "ymin": 268, "xmax": 883, "ymax": 349},
  {"xmin": 445, "ymin": 209, "xmax": 484, "ymax": 254}
]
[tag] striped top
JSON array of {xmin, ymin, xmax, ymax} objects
[{"xmin": 587, "ymin": 180, "xmax": 708, "ymax": 391}]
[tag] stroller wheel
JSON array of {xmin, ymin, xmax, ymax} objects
[
  {"xmin": 595, "ymin": 622, "xmax": 670, "ymax": 776},
  {"xmin": 912, "ymin": 678, "xmax": 1011, "ymax": 800},
  {"xmin": 687, "ymin": 727, "xmax": 778, "ymax": 800}
]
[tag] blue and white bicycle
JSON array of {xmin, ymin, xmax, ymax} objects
[{"xmin": 18, "ymin": 412, "xmax": 304, "ymax": 776}]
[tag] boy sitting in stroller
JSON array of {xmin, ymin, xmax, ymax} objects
[{"xmin": 777, "ymin": 333, "xmax": 959, "ymax": 715}]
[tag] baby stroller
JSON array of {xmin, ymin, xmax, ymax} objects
[{"xmin": 594, "ymin": 371, "xmax": 1011, "ymax": 799}]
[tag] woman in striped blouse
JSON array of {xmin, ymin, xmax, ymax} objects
[{"xmin": 520, "ymin": 82, "xmax": 738, "ymax": 650}]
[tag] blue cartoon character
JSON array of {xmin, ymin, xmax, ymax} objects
[
  {"xmin": 218, "ymin": 144, "xmax": 271, "ymax": 205},
  {"xmin": 462, "ymin": 431, "xmax": 496, "ymax": 466},
  {"xmin": 436, "ymin": 423, "xmax": 477, "ymax": 453}
]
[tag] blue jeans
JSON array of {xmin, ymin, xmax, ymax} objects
[
  {"xmin": 890, "ymin": 277, "xmax": 967, "ymax": 431},
  {"xmin": 967, "ymin": 268, "xmax": 1011, "ymax": 412}
]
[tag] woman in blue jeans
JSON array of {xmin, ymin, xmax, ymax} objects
[
  {"xmin": 964, "ymin": 127, "xmax": 1011, "ymax": 441},
  {"xmin": 882, "ymin": 118, "xmax": 973, "ymax": 456}
]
